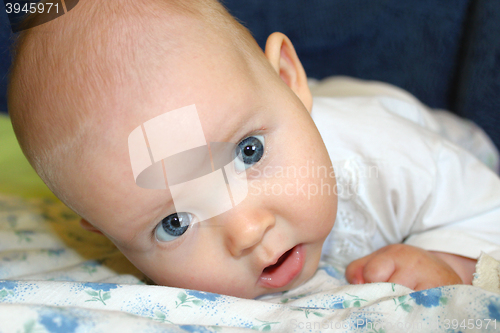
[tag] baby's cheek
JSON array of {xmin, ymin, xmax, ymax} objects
[{"xmin": 296, "ymin": 177, "xmax": 337, "ymax": 238}]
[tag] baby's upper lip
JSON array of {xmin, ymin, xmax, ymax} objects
[{"xmin": 261, "ymin": 246, "xmax": 295, "ymax": 271}]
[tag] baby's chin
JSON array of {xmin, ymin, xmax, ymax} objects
[{"xmin": 146, "ymin": 271, "xmax": 314, "ymax": 299}]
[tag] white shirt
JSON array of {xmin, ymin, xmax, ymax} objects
[{"xmin": 312, "ymin": 92, "xmax": 500, "ymax": 267}]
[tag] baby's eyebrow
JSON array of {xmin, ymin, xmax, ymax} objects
[
  {"xmin": 163, "ymin": 145, "xmax": 213, "ymax": 186},
  {"xmin": 117, "ymin": 188, "xmax": 176, "ymax": 238},
  {"xmin": 163, "ymin": 142, "xmax": 238, "ymax": 186},
  {"xmin": 202, "ymin": 103, "xmax": 265, "ymax": 144},
  {"xmin": 161, "ymin": 104, "xmax": 262, "ymax": 186}
]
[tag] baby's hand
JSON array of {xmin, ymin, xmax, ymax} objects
[{"xmin": 345, "ymin": 244, "xmax": 463, "ymax": 290}]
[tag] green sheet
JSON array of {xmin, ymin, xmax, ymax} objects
[{"xmin": 0, "ymin": 114, "xmax": 56, "ymax": 199}]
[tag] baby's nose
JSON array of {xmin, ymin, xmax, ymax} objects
[{"xmin": 224, "ymin": 208, "xmax": 276, "ymax": 257}]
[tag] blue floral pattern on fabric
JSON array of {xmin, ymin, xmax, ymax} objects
[
  {"xmin": 409, "ymin": 288, "xmax": 442, "ymax": 307},
  {"xmin": 0, "ymin": 281, "xmax": 18, "ymax": 290},
  {"xmin": 82, "ymin": 282, "xmax": 119, "ymax": 292},
  {"xmin": 185, "ymin": 290, "xmax": 221, "ymax": 302},
  {"xmin": 488, "ymin": 300, "xmax": 500, "ymax": 320},
  {"xmin": 39, "ymin": 310, "xmax": 79, "ymax": 333},
  {"xmin": 180, "ymin": 325, "xmax": 214, "ymax": 333}
]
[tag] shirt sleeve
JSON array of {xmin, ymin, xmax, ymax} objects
[
  {"xmin": 363, "ymin": 94, "xmax": 500, "ymax": 260},
  {"xmin": 402, "ymin": 137, "xmax": 500, "ymax": 260}
]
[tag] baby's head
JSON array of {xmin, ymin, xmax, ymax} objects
[{"xmin": 8, "ymin": 0, "xmax": 337, "ymax": 298}]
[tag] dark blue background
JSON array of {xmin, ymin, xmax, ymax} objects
[{"xmin": 1, "ymin": 1, "xmax": 499, "ymax": 149}]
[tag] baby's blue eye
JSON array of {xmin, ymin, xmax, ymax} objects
[
  {"xmin": 155, "ymin": 212, "xmax": 193, "ymax": 242},
  {"xmin": 235, "ymin": 135, "xmax": 265, "ymax": 171}
]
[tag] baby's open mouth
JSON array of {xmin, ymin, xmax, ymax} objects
[
  {"xmin": 259, "ymin": 244, "xmax": 305, "ymax": 289},
  {"xmin": 263, "ymin": 248, "xmax": 294, "ymax": 274}
]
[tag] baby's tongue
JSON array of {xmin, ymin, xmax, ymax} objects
[{"xmin": 259, "ymin": 245, "xmax": 305, "ymax": 289}]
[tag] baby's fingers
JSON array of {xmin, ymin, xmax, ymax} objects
[
  {"xmin": 346, "ymin": 253, "xmax": 396, "ymax": 284},
  {"xmin": 386, "ymin": 269, "xmax": 419, "ymax": 290},
  {"xmin": 345, "ymin": 256, "xmax": 369, "ymax": 284},
  {"xmin": 359, "ymin": 253, "xmax": 396, "ymax": 283}
]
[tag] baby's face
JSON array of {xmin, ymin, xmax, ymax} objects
[{"xmin": 64, "ymin": 33, "xmax": 337, "ymax": 298}]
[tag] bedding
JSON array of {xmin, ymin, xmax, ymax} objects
[{"xmin": 1, "ymin": 114, "xmax": 500, "ymax": 332}]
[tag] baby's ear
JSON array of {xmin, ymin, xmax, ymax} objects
[
  {"xmin": 80, "ymin": 219, "xmax": 103, "ymax": 235},
  {"xmin": 264, "ymin": 32, "xmax": 312, "ymax": 112}
]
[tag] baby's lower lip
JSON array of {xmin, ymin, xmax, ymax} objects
[{"xmin": 259, "ymin": 244, "xmax": 305, "ymax": 289}]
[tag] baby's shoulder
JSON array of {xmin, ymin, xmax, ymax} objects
[
  {"xmin": 311, "ymin": 96, "xmax": 443, "ymax": 169},
  {"xmin": 312, "ymin": 95, "xmax": 436, "ymax": 132}
]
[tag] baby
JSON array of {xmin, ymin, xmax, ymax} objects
[{"xmin": 7, "ymin": 0, "xmax": 500, "ymax": 298}]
